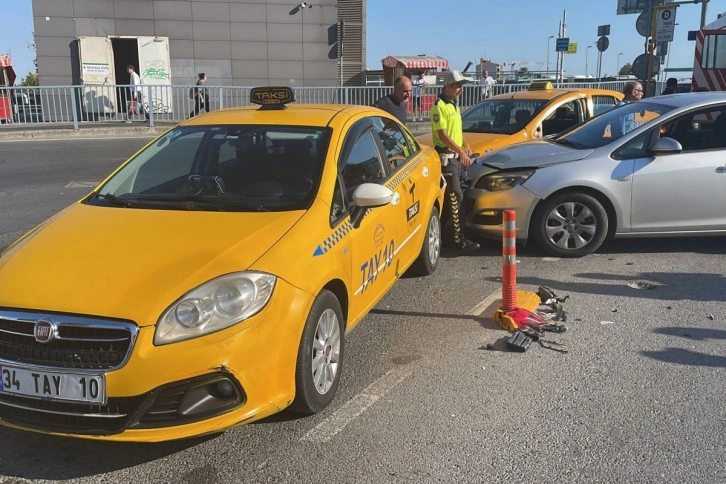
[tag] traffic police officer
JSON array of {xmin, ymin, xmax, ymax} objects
[{"xmin": 430, "ymin": 70, "xmax": 479, "ymax": 250}]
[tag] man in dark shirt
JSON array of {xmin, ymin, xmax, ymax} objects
[{"xmin": 373, "ymin": 76, "xmax": 412, "ymax": 124}]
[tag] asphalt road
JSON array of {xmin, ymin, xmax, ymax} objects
[{"xmin": 0, "ymin": 137, "xmax": 724, "ymax": 484}]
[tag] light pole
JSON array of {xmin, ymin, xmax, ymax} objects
[
  {"xmin": 546, "ymin": 35, "xmax": 554, "ymax": 77},
  {"xmin": 617, "ymin": 52, "xmax": 623, "ymax": 77},
  {"xmin": 586, "ymin": 45, "xmax": 592, "ymax": 77}
]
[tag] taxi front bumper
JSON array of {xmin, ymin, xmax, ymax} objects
[{"xmin": 0, "ymin": 279, "xmax": 313, "ymax": 442}]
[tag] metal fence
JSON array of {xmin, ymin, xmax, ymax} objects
[{"xmin": 0, "ymin": 80, "xmax": 657, "ymax": 129}]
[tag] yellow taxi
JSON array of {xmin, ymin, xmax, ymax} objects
[
  {"xmin": 417, "ymin": 82, "xmax": 624, "ymax": 156},
  {"xmin": 0, "ymin": 87, "xmax": 445, "ymax": 442}
]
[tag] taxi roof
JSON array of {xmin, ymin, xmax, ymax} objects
[
  {"xmin": 182, "ymin": 104, "xmax": 378, "ymax": 127},
  {"xmin": 490, "ymin": 87, "xmax": 621, "ymax": 101}
]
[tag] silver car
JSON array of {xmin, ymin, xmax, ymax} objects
[{"xmin": 463, "ymin": 92, "xmax": 726, "ymax": 257}]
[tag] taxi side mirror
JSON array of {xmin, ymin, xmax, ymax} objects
[{"xmin": 350, "ymin": 183, "xmax": 394, "ymax": 228}]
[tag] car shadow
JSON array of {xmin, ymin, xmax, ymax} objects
[
  {"xmin": 0, "ymin": 426, "xmax": 219, "ymax": 480},
  {"xmin": 642, "ymin": 326, "xmax": 726, "ymax": 368}
]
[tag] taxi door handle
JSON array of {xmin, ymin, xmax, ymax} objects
[
  {"xmin": 391, "ymin": 192, "xmax": 400, "ymax": 206},
  {"xmin": 716, "ymin": 165, "xmax": 726, "ymax": 174}
]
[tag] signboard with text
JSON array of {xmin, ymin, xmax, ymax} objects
[
  {"xmin": 656, "ymin": 7, "xmax": 677, "ymax": 43},
  {"xmin": 617, "ymin": 0, "xmax": 666, "ymax": 15},
  {"xmin": 556, "ymin": 38, "xmax": 570, "ymax": 52}
]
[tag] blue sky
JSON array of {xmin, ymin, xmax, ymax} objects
[{"xmin": 2, "ymin": 0, "xmax": 724, "ymax": 81}]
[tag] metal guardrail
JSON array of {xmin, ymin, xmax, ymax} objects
[{"xmin": 0, "ymin": 81, "xmax": 651, "ymax": 129}]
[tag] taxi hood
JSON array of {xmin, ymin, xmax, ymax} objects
[
  {"xmin": 0, "ymin": 204, "xmax": 304, "ymax": 326},
  {"xmin": 476, "ymin": 139, "xmax": 592, "ymax": 170}
]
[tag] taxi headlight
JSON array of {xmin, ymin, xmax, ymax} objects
[
  {"xmin": 475, "ymin": 170, "xmax": 534, "ymax": 192},
  {"xmin": 154, "ymin": 272, "xmax": 276, "ymax": 345}
]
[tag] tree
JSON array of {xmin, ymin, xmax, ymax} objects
[
  {"xmin": 517, "ymin": 67, "xmax": 529, "ymax": 76},
  {"xmin": 19, "ymin": 72, "xmax": 39, "ymax": 86},
  {"xmin": 619, "ymin": 63, "xmax": 633, "ymax": 76},
  {"xmin": 17, "ymin": 31, "xmax": 39, "ymax": 85}
]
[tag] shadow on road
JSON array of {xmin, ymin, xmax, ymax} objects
[
  {"xmin": 0, "ymin": 426, "xmax": 218, "ymax": 480},
  {"xmin": 642, "ymin": 326, "xmax": 726, "ymax": 368}
]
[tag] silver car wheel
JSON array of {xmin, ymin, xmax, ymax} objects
[
  {"xmin": 544, "ymin": 201, "xmax": 598, "ymax": 249},
  {"xmin": 311, "ymin": 308, "xmax": 341, "ymax": 395}
]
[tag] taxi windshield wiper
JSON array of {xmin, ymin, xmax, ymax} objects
[
  {"xmin": 129, "ymin": 194, "xmax": 270, "ymax": 211},
  {"xmin": 92, "ymin": 192, "xmax": 133, "ymax": 207}
]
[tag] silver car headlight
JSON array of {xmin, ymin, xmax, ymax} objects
[
  {"xmin": 475, "ymin": 170, "xmax": 534, "ymax": 191},
  {"xmin": 154, "ymin": 272, "xmax": 276, "ymax": 345}
]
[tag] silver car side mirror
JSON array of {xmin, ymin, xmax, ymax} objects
[{"xmin": 652, "ymin": 137, "xmax": 682, "ymax": 155}]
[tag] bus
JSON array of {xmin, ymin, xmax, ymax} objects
[{"xmin": 693, "ymin": 13, "xmax": 726, "ymax": 92}]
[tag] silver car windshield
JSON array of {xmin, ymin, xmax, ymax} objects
[
  {"xmin": 462, "ymin": 99, "xmax": 548, "ymax": 134},
  {"xmin": 555, "ymin": 101, "xmax": 675, "ymax": 149},
  {"xmin": 87, "ymin": 125, "xmax": 331, "ymax": 212}
]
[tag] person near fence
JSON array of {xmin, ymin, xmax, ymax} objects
[
  {"xmin": 661, "ymin": 77, "xmax": 678, "ymax": 95},
  {"xmin": 125, "ymin": 64, "xmax": 148, "ymax": 123},
  {"xmin": 430, "ymin": 70, "xmax": 479, "ymax": 251},
  {"xmin": 411, "ymin": 73, "xmax": 426, "ymax": 121},
  {"xmin": 189, "ymin": 73, "xmax": 210, "ymax": 118},
  {"xmin": 480, "ymin": 70, "xmax": 495, "ymax": 100},
  {"xmin": 372, "ymin": 75, "xmax": 411, "ymax": 124},
  {"xmin": 612, "ymin": 80, "xmax": 644, "ymax": 138}
]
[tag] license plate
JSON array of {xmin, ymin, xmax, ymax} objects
[{"xmin": 0, "ymin": 364, "xmax": 106, "ymax": 404}]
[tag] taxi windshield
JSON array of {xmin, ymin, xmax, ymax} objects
[
  {"xmin": 461, "ymin": 98, "xmax": 548, "ymax": 135},
  {"xmin": 87, "ymin": 125, "xmax": 331, "ymax": 212},
  {"xmin": 554, "ymin": 101, "xmax": 675, "ymax": 149}
]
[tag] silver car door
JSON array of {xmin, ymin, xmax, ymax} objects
[{"xmin": 630, "ymin": 107, "xmax": 726, "ymax": 232}]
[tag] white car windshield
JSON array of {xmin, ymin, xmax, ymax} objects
[
  {"xmin": 555, "ymin": 101, "xmax": 675, "ymax": 149},
  {"xmin": 87, "ymin": 125, "xmax": 331, "ymax": 212}
]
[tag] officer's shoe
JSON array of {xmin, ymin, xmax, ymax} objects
[{"xmin": 455, "ymin": 239, "xmax": 480, "ymax": 251}]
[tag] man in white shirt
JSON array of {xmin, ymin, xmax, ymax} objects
[
  {"xmin": 480, "ymin": 70, "xmax": 495, "ymax": 100},
  {"xmin": 126, "ymin": 64, "xmax": 148, "ymax": 123}
]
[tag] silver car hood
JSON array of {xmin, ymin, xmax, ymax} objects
[{"xmin": 474, "ymin": 140, "xmax": 593, "ymax": 171}]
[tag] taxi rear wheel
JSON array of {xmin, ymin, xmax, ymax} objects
[
  {"xmin": 290, "ymin": 289, "xmax": 344, "ymax": 415},
  {"xmin": 409, "ymin": 207, "xmax": 441, "ymax": 276}
]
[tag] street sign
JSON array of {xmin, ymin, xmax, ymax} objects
[
  {"xmin": 567, "ymin": 43, "xmax": 577, "ymax": 54},
  {"xmin": 636, "ymin": 11, "xmax": 649, "ymax": 37},
  {"xmin": 632, "ymin": 53, "xmax": 659, "ymax": 80},
  {"xmin": 556, "ymin": 37, "xmax": 570, "ymax": 52},
  {"xmin": 617, "ymin": 0, "xmax": 666, "ymax": 15},
  {"xmin": 596, "ymin": 36, "xmax": 609, "ymax": 52},
  {"xmin": 687, "ymin": 30, "xmax": 698, "ymax": 41},
  {"xmin": 598, "ymin": 25, "xmax": 611, "ymax": 37},
  {"xmin": 656, "ymin": 7, "xmax": 677, "ymax": 43}
]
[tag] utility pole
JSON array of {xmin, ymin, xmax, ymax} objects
[
  {"xmin": 557, "ymin": 10, "xmax": 567, "ymax": 83},
  {"xmin": 700, "ymin": 0, "xmax": 709, "ymax": 29}
]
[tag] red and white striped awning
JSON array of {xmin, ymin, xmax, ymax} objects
[{"xmin": 381, "ymin": 55, "xmax": 449, "ymax": 70}]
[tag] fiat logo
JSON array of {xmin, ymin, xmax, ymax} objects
[{"xmin": 34, "ymin": 319, "xmax": 57, "ymax": 344}]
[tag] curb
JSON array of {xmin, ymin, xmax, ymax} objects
[{"xmin": 0, "ymin": 125, "xmax": 173, "ymax": 140}]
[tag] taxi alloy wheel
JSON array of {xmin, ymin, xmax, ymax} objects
[
  {"xmin": 533, "ymin": 193, "xmax": 608, "ymax": 258},
  {"xmin": 290, "ymin": 289, "xmax": 344, "ymax": 414},
  {"xmin": 410, "ymin": 207, "xmax": 441, "ymax": 276}
]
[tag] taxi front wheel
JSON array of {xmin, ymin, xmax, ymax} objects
[{"xmin": 290, "ymin": 289, "xmax": 345, "ymax": 415}]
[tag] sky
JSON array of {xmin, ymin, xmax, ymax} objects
[{"xmin": 2, "ymin": 0, "xmax": 725, "ymax": 81}]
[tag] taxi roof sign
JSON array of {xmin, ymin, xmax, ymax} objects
[
  {"xmin": 529, "ymin": 80, "xmax": 554, "ymax": 91},
  {"xmin": 250, "ymin": 86, "xmax": 295, "ymax": 109}
]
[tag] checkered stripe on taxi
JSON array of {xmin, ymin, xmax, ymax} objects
[{"xmin": 313, "ymin": 220, "xmax": 353, "ymax": 256}]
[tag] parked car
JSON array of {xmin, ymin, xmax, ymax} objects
[
  {"xmin": 12, "ymin": 91, "xmax": 44, "ymax": 123},
  {"xmin": 416, "ymin": 82, "xmax": 623, "ymax": 156},
  {"xmin": 0, "ymin": 87, "xmax": 445, "ymax": 441},
  {"xmin": 462, "ymin": 92, "xmax": 726, "ymax": 257}
]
